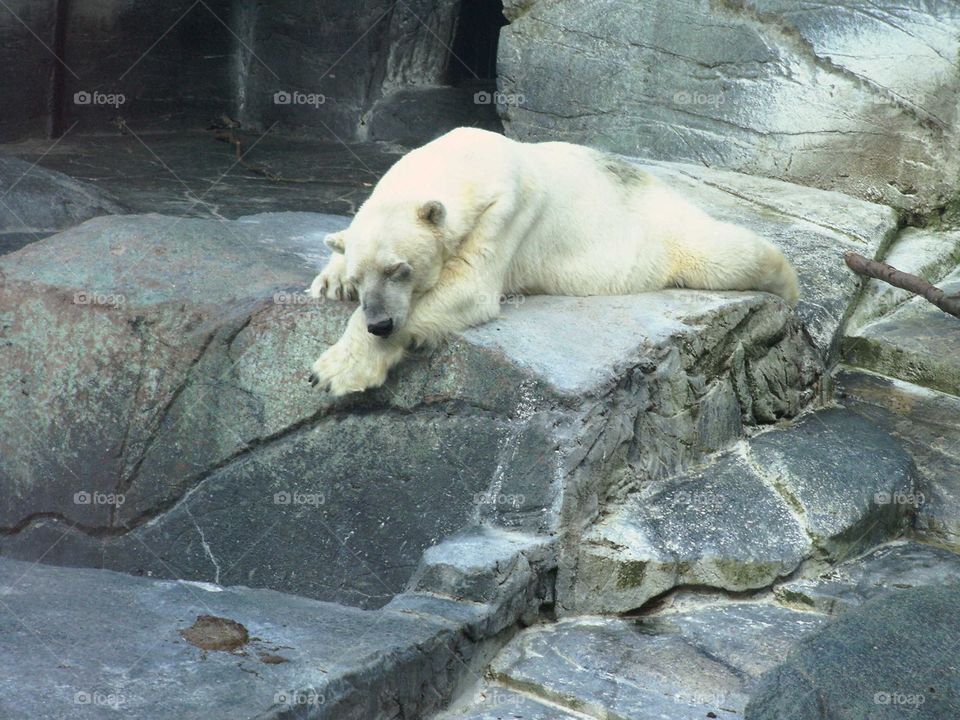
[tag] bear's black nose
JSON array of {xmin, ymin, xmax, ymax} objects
[{"xmin": 367, "ymin": 318, "xmax": 394, "ymax": 337}]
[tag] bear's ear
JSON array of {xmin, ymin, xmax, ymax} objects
[
  {"xmin": 417, "ymin": 200, "xmax": 446, "ymax": 226},
  {"xmin": 324, "ymin": 231, "xmax": 346, "ymax": 254}
]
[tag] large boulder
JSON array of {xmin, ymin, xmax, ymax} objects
[
  {"xmin": 0, "ymin": 155, "xmax": 125, "ymax": 255},
  {"xmin": 0, "ymin": 162, "xmax": 831, "ymax": 609},
  {"xmin": 746, "ymin": 586, "xmax": 960, "ymax": 719},
  {"xmin": 498, "ymin": 0, "xmax": 960, "ymax": 214}
]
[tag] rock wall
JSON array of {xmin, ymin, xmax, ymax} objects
[{"xmin": 497, "ymin": 0, "xmax": 960, "ymax": 215}]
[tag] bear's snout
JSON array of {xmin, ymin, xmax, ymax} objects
[{"xmin": 367, "ymin": 318, "xmax": 394, "ymax": 337}]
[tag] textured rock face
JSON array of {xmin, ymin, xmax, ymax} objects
[
  {"xmin": 843, "ymin": 264, "xmax": 960, "ymax": 396},
  {"xmin": 498, "ymin": 0, "xmax": 960, "ymax": 213},
  {"xmin": 746, "ymin": 586, "xmax": 960, "ymax": 720},
  {"xmin": 0, "ymin": 155, "xmax": 125, "ymax": 255},
  {"xmin": 569, "ymin": 408, "xmax": 916, "ymax": 615},
  {"xmin": 0, "ymin": 557, "xmax": 533, "ymax": 720},
  {"xmin": 776, "ymin": 541, "xmax": 960, "ymax": 615},
  {"xmin": 839, "ymin": 369, "xmax": 960, "ymax": 551},
  {"xmin": 0, "ymin": 190, "xmax": 821, "ymax": 608}
]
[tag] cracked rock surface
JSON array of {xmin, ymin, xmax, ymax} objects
[
  {"xmin": 1, "ymin": 159, "xmax": 842, "ymax": 610},
  {"xmin": 498, "ymin": 0, "xmax": 960, "ymax": 214}
]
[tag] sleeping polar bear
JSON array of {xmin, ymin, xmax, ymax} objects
[{"xmin": 307, "ymin": 127, "xmax": 799, "ymax": 396}]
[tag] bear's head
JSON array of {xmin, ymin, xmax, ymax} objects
[{"xmin": 325, "ymin": 199, "xmax": 450, "ymax": 338}]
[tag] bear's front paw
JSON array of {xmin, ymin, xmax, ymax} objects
[
  {"xmin": 307, "ymin": 343, "xmax": 388, "ymax": 396},
  {"xmin": 307, "ymin": 256, "xmax": 357, "ymax": 302}
]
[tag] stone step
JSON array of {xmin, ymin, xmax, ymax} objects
[
  {"xmin": 0, "ymin": 556, "xmax": 515, "ymax": 720},
  {"xmin": 838, "ymin": 367, "xmax": 960, "ymax": 551},
  {"xmin": 479, "ymin": 604, "xmax": 825, "ymax": 719},
  {"xmin": 843, "ymin": 262, "xmax": 960, "ymax": 396},
  {"xmin": 567, "ymin": 408, "xmax": 916, "ymax": 614},
  {"xmin": 776, "ymin": 540, "xmax": 960, "ymax": 615}
]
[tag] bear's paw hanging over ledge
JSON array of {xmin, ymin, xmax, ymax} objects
[{"xmin": 306, "ymin": 127, "xmax": 801, "ymax": 396}]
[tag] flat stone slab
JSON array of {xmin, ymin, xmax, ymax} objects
[
  {"xmin": 0, "ymin": 557, "xmax": 487, "ymax": 720},
  {"xmin": 777, "ymin": 541, "xmax": 960, "ymax": 615},
  {"xmin": 487, "ymin": 604, "xmax": 825, "ymax": 719},
  {"xmin": 844, "ymin": 265, "xmax": 960, "ymax": 396},
  {"xmin": 438, "ymin": 687, "xmax": 585, "ymax": 720},
  {"xmin": 839, "ymin": 368, "xmax": 960, "ymax": 550},
  {"xmin": 571, "ymin": 408, "xmax": 915, "ymax": 614},
  {"xmin": 746, "ymin": 586, "xmax": 960, "ymax": 720}
]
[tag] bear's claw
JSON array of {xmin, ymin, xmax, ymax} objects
[{"xmin": 308, "ymin": 372, "xmax": 320, "ymax": 387}]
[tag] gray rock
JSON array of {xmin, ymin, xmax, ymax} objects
[
  {"xmin": 0, "ymin": 155, "xmax": 125, "ymax": 254},
  {"xmin": 0, "ymin": 1, "xmax": 56, "ymax": 140},
  {"xmin": 572, "ymin": 452, "xmax": 810, "ymax": 615},
  {"xmin": 661, "ymin": 603, "xmax": 827, "ymax": 679},
  {"xmin": 0, "ymin": 557, "xmax": 494, "ymax": 720},
  {"xmin": 570, "ymin": 408, "xmax": 915, "ymax": 614},
  {"xmin": 777, "ymin": 541, "xmax": 960, "ymax": 615},
  {"xmin": 746, "ymin": 586, "xmax": 960, "ymax": 720},
  {"xmin": 454, "ymin": 602, "xmax": 826, "ymax": 720},
  {"xmin": 839, "ymin": 368, "xmax": 960, "ymax": 550},
  {"xmin": 843, "ymin": 265, "xmax": 960, "ymax": 395},
  {"xmin": 438, "ymin": 686, "xmax": 584, "ymax": 720},
  {"xmin": 498, "ymin": 0, "xmax": 960, "ymax": 214},
  {"xmin": 748, "ymin": 407, "xmax": 916, "ymax": 557},
  {"xmin": 367, "ymin": 85, "xmax": 503, "ymax": 146},
  {"xmin": 0, "ymin": 198, "xmax": 822, "ymax": 607},
  {"xmin": 489, "ymin": 618, "xmax": 749, "ymax": 718}
]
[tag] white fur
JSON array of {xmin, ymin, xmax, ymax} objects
[{"xmin": 307, "ymin": 127, "xmax": 799, "ymax": 395}]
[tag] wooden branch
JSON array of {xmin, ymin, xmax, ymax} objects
[{"xmin": 844, "ymin": 251, "xmax": 960, "ymax": 320}]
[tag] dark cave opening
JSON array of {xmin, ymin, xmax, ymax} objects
[{"xmin": 448, "ymin": 0, "xmax": 508, "ymax": 85}]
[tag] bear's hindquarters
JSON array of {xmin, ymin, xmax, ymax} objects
[{"xmin": 668, "ymin": 222, "xmax": 800, "ymax": 307}]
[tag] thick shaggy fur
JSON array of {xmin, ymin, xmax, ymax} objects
[{"xmin": 307, "ymin": 127, "xmax": 799, "ymax": 395}]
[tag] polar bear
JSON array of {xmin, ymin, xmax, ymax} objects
[{"xmin": 307, "ymin": 127, "xmax": 799, "ymax": 396}]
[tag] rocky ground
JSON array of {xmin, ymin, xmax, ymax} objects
[{"xmin": 2, "ymin": 1, "xmax": 960, "ymax": 715}]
